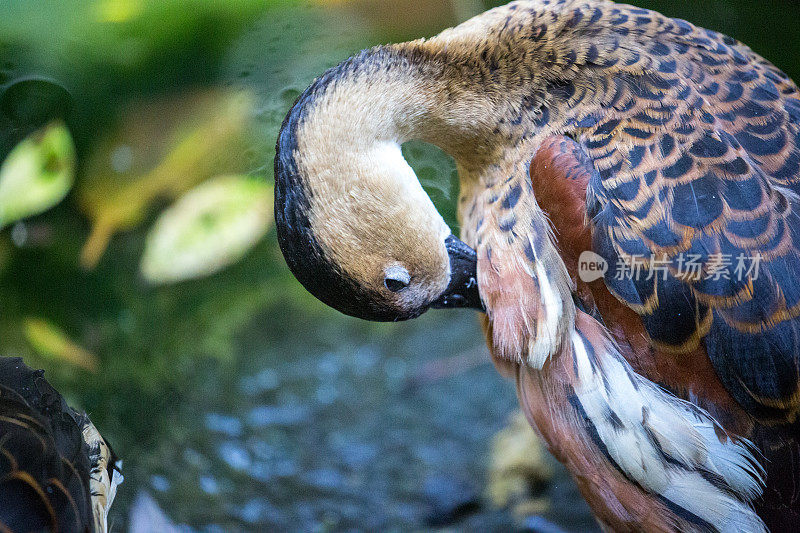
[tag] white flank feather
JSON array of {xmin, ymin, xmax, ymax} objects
[
  {"xmin": 570, "ymin": 331, "xmax": 766, "ymax": 532},
  {"xmin": 527, "ymin": 258, "xmax": 564, "ymax": 369}
]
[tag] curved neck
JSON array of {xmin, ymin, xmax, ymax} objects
[
  {"xmin": 296, "ymin": 0, "xmax": 644, "ymax": 176},
  {"xmin": 295, "ymin": 46, "xmax": 502, "ymax": 169}
]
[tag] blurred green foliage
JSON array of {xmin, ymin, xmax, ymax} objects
[
  {"xmin": 77, "ymin": 89, "xmax": 257, "ymax": 267},
  {"xmin": 141, "ymin": 175, "xmax": 273, "ymax": 284},
  {"xmin": 0, "ymin": 121, "xmax": 75, "ymax": 227}
]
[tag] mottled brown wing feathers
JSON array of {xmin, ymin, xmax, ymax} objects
[{"xmin": 549, "ymin": 13, "xmax": 800, "ymax": 422}]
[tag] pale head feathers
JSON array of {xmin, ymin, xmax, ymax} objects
[
  {"xmin": 275, "ymin": 46, "xmax": 485, "ymax": 320},
  {"xmin": 296, "ymin": 133, "xmax": 452, "ymax": 309}
]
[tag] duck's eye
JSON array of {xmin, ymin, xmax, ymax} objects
[
  {"xmin": 384, "ymin": 277, "xmax": 408, "ymax": 292},
  {"xmin": 383, "ymin": 266, "xmax": 410, "ymax": 292}
]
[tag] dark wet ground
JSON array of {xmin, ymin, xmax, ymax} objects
[{"xmin": 119, "ymin": 308, "xmax": 597, "ymax": 532}]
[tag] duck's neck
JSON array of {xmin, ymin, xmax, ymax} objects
[
  {"xmin": 298, "ymin": 0, "xmax": 624, "ymax": 177},
  {"xmin": 295, "ymin": 46, "xmax": 504, "ymax": 173}
]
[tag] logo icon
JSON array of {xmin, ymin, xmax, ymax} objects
[{"xmin": 578, "ymin": 251, "xmax": 608, "ymax": 283}]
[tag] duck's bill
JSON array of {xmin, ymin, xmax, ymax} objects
[{"xmin": 431, "ymin": 235, "xmax": 485, "ymax": 312}]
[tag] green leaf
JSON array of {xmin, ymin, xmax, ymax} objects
[
  {"xmin": 77, "ymin": 89, "xmax": 255, "ymax": 268},
  {"xmin": 23, "ymin": 316, "xmax": 98, "ymax": 372},
  {"xmin": 141, "ymin": 175, "xmax": 273, "ymax": 284},
  {"xmin": 0, "ymin": 121, "xmax": 75, "ymax": 228}
]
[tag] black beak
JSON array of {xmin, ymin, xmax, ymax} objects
[{"xmin": 431, "ymin": 235, "xmax": 485, "ymax": 312}]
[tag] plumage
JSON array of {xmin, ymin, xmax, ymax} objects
[
  {"xmin": 0, "ymin": 357, "xmax": 121, "ymax": 533},
  {"xmin": 274, "ymin": 0, "xmax": 800, "ymax": 530}
]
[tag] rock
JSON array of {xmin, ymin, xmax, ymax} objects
[
  {"xmin": 246, "ymin": 404, "xmax": 310, "ymax": 427},
  {"xmin": 423, "ymin": 475, "xmax": 481, "ymax": 526},
  {"xmin": 128, "ymin": 491, "xmax": 184, "ymax": 533},
  {"xmin": 204, "ymin": 413, "xmax": 243, "ymax": 437},
  {"xmin": 521, "ymin": 515, "xmax": 570, "ymax": 533}
]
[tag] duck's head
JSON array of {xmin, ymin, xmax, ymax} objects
[{"xmin": 273, "ymin": 53, "xmax": 483, "ymax": 321}]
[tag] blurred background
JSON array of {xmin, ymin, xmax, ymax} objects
[{"xmin": 0, "ymin": 0, "xmax": 797, "ymax": 531}]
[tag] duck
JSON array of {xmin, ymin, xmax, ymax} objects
[
  {"xmin": 273, "ymin": 0, "xmax": 800, "ymax": 530},
  {"xmin": 0, "ymin": 357, "xmax": 121, "ymax": 532}
]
